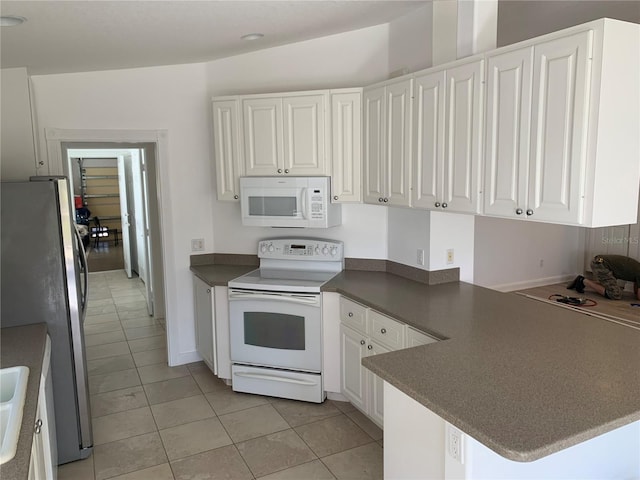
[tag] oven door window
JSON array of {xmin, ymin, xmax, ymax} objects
[
  {"xmin": 248, "ymin": 196, "xmax": 298, "ymax": 217},
  {"xmin": 244, "ymin": 312, "xmax": 305, "ymax": 350}
]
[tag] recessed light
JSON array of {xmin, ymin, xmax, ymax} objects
[
  {"xmin": 0, "ymin": 16, "xmax": 27, "ymax": 27},
  {"xmin": 241, "ymin": 33, "xmax": 264, "ymax": 41}
]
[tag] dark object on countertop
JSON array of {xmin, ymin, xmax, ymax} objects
[{"xmin": 567, "ymin": 275, "xmax": 585, "ymax": 293}]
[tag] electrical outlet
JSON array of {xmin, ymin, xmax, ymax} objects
[
  {"xmin": 446, "ymin": 249, "xmax": 454, "ymax": 265},
  {"xmin": 417, "ymin": 249, "xmax": 425, "ymax": 266},
  {"xmin": 447, "ymin": 424, "xmax": 463, "ymax": 463},
  {"xmin": 191, "ymin": 238, "xmax": 204, "ymax": 252}
]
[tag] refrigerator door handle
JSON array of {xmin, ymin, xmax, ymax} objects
[{"xmin": 74, "ymin": 226, "xmax": 89, "ymax": 318}]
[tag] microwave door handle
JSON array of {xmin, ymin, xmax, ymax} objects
[
  {"xmin": 300, "ymin": 188, "xmax": 308, "ymax": 219},
  {"xmin": 228, "ymin": 291, "xmax": 318, "ymax": 305}
]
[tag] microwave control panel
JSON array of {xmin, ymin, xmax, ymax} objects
[
  {"xmin": 309, "ymin": 188, "xmax": 325, "ymax": 220},
  {"xmin": 258, "ymin": 238, "xmax": 343, "ymax": 260}
]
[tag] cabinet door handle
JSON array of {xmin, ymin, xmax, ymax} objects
[
  {"xmin": 383, "ymin": 198, "xmax": 389, "ymax": 203},
  {"xmin": 435, "ymin": 202, "xmax": 441, "ymax": 208},
  {"xmin": 442, "ymin": 203, "xmax": 448, "ymax": 208},
  {"xmin": 284, "ymin": 169, "xmax": 290, "ymax": 174},
  {"xmin": 234, "ymin": 195, "xmax": 239, "ymax": 200},
  {"xmin": 277, "ymin": 169, "xmax": 283, "ymax": 174},
  {"xmin": 367, "ymin": 344, "xmax": 373, "ymax": 350},
  {"xmin": 526, "ymin": 209, "xmax": 534, "ymax": 216},
  {"xmin": 334, "ymin": 195, "xmax": 338, "ymax": 201},
  {"xmin": 360, "ymin": 340, "xmax": 366, "ymax": 345},
  {"xmin": 380, "ymin": 328, "xmax": 386, "ymax": 334},
  {"xmin": 34, "ymin": 419, "xmax": 43, "ymax": 434},
  {"xmin": 348, "ymin": 312, "xmax": 353, "ymax": 317},
  {"xmin": 515, "ymin": 208, "xmax": 523, "ymax": 215},
  {"xmin": 206, "ymin": 289, "xmax": 211, "ymax": 294},
  {"xmin": 378, "ymin": 198, "xmax": 384, "ymax": 203}
]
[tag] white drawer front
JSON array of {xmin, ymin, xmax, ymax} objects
[
  {"xmin": 368, "ymin": 310, "xmax": 405, "ymax": 350},
  {"xmin": 340, "ymin": 296, "xmax": 368, "ymax": 333}
]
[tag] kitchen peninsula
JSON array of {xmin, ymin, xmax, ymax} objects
[{"xmin": 323, "ymin": 270, "xmax": 640, "ymax": 478}]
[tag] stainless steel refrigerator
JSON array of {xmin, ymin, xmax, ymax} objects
[{"xmin": 1, "ymin": 177, "xmax": 93, "ymax": 464}]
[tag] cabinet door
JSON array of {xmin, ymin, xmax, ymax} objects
[
  {"xmin": 363, "ymin": 86, "xmax": 387, "ymax": 204},
  {"xmin": 443, "ymin": 60, "xmax": 484, "ymax": 214},
  {"xmin": 368, "ymin": 309, "xmax": 405, "ymax": 350},
  {"xmin": 194, "ymin": 276, "xmax": 216, "ymax": 374},
  {"xmin": 484, "ymin": 48, "xmax": 533, "ymax": 218},
  {"xmin": 413, "ymin": 70, "xmax": 445, "ymax": 210},
  {"xmin": 386, "ymin": 79, "xmax": 413, "ymax": 207},
  {"xmin": 406, "ymin": 327, "xmax": 438, "ymax": 347},
  {"xmin": 528, "ymin": 31, "xmax": 592, "ymax": 224},
  {"xmin": 368, "ymin": 340, "xmax": 391, "ymax": 428},
  {"xmin": 331, "ymin": 90, "xmax": 362, "ymax": 202},
  {"xmin": 243, "ymin": 97, "xmax": 283, "ymax": 175},
  {"xmin": 282, "ymin": 94, "xmax": 327, "ymax": 175},
  {"xmin": 212, "ymin": 99, "xmax": 243, "ymax": 201},
  {"xmin": 340, "ymin": 324, "xmax": 368, "ymax": 412}
]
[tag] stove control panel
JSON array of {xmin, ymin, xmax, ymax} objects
[{"xmin": 258, "ymin": 238, "xmax": 343, "ymax": 261}]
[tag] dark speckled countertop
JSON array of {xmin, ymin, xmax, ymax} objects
[
  {"xmin": 323, "ymin": 270, "xmax": 640, "ymax": 462},
  {"xmin": 0, "ymin": 323, "xmax": 48, "ymax": 480},
  {"xmin": 190, "ymin": 264, "xmax": 257, "ymax": 286}
]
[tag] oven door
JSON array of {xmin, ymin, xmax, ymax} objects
[{"xmin": 228, "ymin": 289, "xmax": 321, "ymax": 372}]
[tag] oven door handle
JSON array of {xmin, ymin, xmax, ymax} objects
[
  {"xmin": 229, "ymin": 291, "xmax": 319, "ymax": 306},
  {"xmin": 234, "ymin": 372, "xmax": 318, "ymax": 386}
]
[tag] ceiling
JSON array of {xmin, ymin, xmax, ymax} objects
[{"xmin": 0, "ymin": 1, "xmax": 429, "ymax": 75}]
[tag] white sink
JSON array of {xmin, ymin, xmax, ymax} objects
[{"xmin": 0, "ymin": 366, "xmax": 29, "ymax": 465}]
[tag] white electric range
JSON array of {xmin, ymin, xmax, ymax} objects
[{"xmin": 228, "ymin": 237, "xmax": 344, "ymax": 403}]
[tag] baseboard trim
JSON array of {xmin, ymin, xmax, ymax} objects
[{"xmin": 486, "ymin": 274, "xmax": 577, "ymax": 293}]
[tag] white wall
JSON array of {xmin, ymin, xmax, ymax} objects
[
  {"xmin": 206, "ymin": 24, "xmax": 392, "ymax": 259},
  {"xmin": 30, "ymin": 62, "xmax": 213, "ymax": 366},
  {"xmin": 388, "ymin": 4, "xmax": 433, "ymax": 74},
  {"xmin": 474, "ymin": 216, "xmax": 585, "ymax": 290},
  {"xmin": 206, "ymin": 24, "xmax": 391, "ymax": 96},
  {"xmin": 1, "ymin": 68, "xmax": 37, "ymax": 180},
  {"xmin": 388, "ymin": 207, "xmax": 430, "ymax": 269}
]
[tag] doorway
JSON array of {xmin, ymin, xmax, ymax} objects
[{"xmin": 60, "ymin": 141, "xmax": 165, "ymax": 320}]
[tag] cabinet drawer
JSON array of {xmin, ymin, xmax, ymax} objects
[
  {"xmin": 406, "ymin": 326, "xmax": 438, "ymax": 347},
  {"xmin": 340, "ymin": 297, "xmax": 368, "ymax": 333},
  {"xmin": 368, "ymin": 310, "xmax": 405, "ymax": 350}
]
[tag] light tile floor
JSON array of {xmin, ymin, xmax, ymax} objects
[{"xmin": 58, "ymin": 270, "xmax": 383, "ymax": 480}]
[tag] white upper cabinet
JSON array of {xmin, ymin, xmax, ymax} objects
[
  {"xmin": 242, "ymin": 97, "xmax": 284, "ymax": 176},
  {"xmin": 364, "ymin": 78, "xmax": 413, "ymax": 207},
  {"xmin": 242, "ymin": 93, "xmax": 327, "ymax": 177},
  {"xmin": 413, "ymin": 58, "xmax": 484, "ymax": 214},
  {"xmin": 483, "ymin": 19, "xmax": 640, "ymax": 227},
  {"xmin": 330, "ymin": 89, "xmax": 362, "ymax": 203},
  {"xmin": 412, "ymin": 69, "xmax": 445, "ymax": 209},
  {"xmin": 363, "ymin": 85, "xmax": 386, "ymax": 204},
  {"xmin": 212, "ymin": 98, "xmax": 243, "ymax": 201},
  {"xmin": 282, "ymin": 94, "xmax": 327, "ymax": 175},
  {"xmin": 484, "ymin": 48, "xmax": 533, "ymax": 218}
]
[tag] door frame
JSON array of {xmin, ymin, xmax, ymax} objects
[{"xmin": 45, "ymin": 128, "xmax": 176, "ymax": 361}]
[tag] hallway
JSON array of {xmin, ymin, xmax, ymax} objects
[{"xmin": 57, "ymin": 270, "xmax": 383, "ymax": 479}]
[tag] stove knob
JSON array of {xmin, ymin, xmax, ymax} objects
[
  {"xmin": 268, "ymin": 244, "xmax": 275, "ymax": 253},
  {"xmin": 260, "ymin": 244, "xmax": 267, "ymax": 254},
  {"xmin": 314, "ymin": 246, "xmax": 321, "ymax": 255},
  {"xmin": 330, "ymin": 246, "xmax": 338, "ymax": 256},
  {"xmin": 322, "ymin": 246, "xmax": 329, "ymax": 255}
]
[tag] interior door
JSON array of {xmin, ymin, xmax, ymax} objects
[
  {"xmin": 140, "ymin": 149, "xmax": 154, "ymax": 316},
  {"xmin": 117, "ymin": 156, "xmax": 132, "ymax": 278}
]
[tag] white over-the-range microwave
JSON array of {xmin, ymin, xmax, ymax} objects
[{"xmin": 240, "ymin": 176, "xmax": 341, "ymax": 228}]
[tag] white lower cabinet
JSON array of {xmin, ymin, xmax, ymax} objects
[
  {"xmin": 193, "ymin": 276, "xmax": 232, "ymax": 380},
  {"xmin": 339, "ymin": 297, "xmax": 409, "ymax": 428},
  {"xmin": 29, "ymin": 335, "xmax": 56, "ymax": 480}
]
